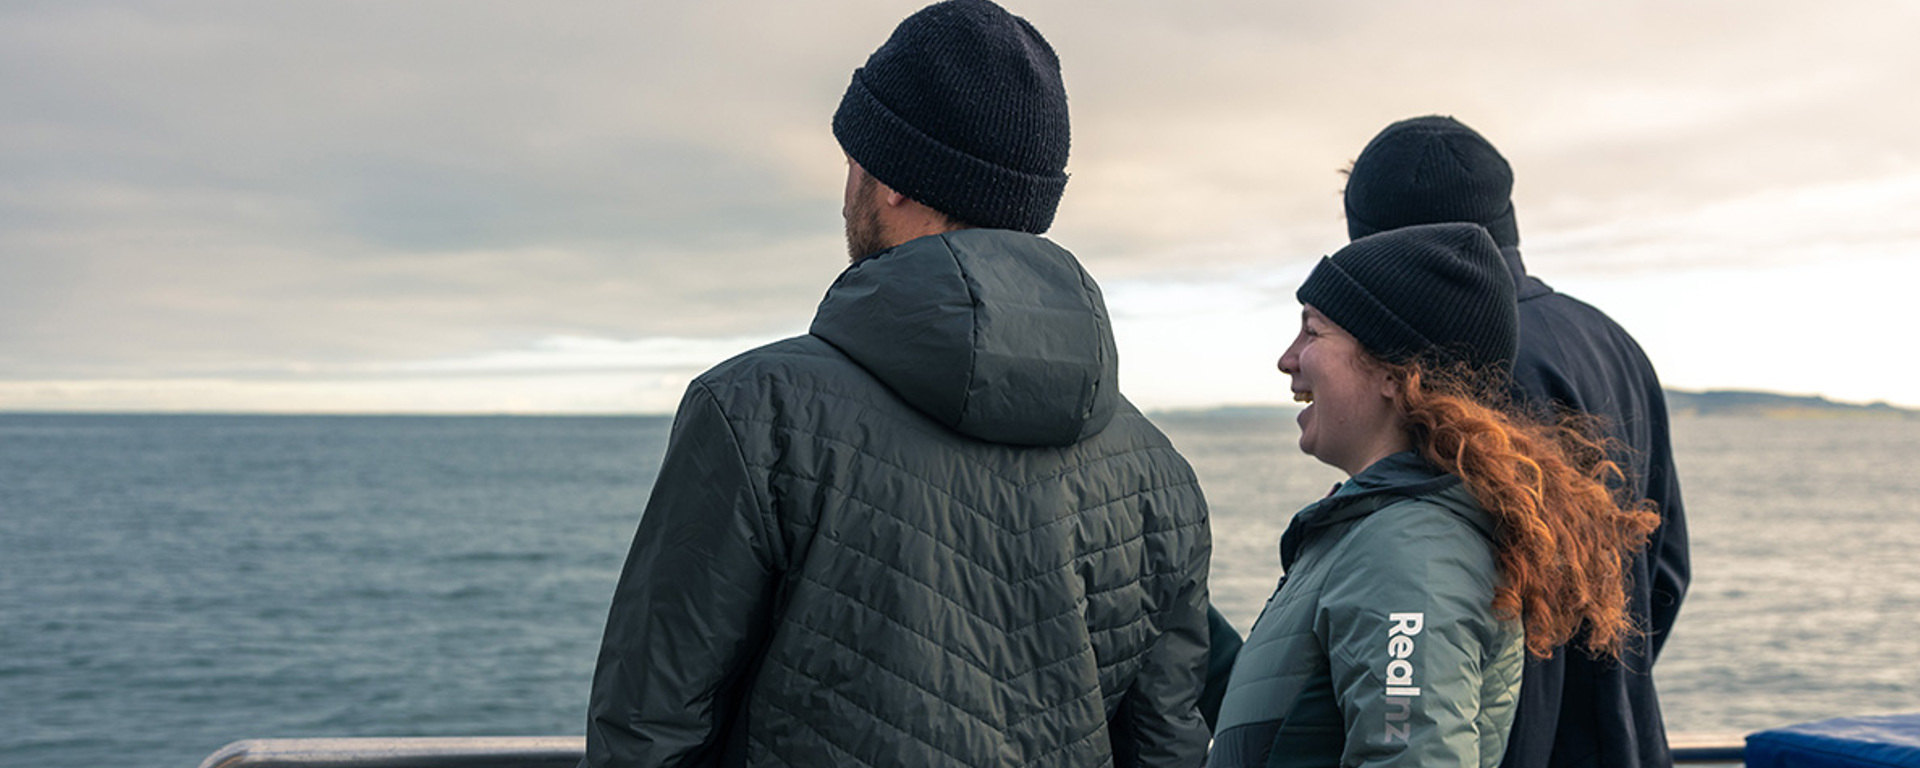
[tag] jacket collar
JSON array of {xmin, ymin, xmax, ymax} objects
[
  {"xmin": 1279, "ymin": 451, "xmax": 1491, "ymax": 569},
  {"xmin": 1501, "ymin": 245, "xmax": 1554, "ymax": 302}
]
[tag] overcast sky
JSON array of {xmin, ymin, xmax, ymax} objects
[{"xmin": 5, "ymin": 0, "xmax": 1917, "ymax": 414}]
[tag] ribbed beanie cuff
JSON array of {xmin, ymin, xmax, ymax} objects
[
  {"xmin": 1297, "ymin": 256, "xmax": 1437, "ymax": 362},
  {"xmin": 832, "ymin": 0, "xmax": 1070, "ymax": 234},
  {"xmin": 1298, "ymin": 222, "xmax": 1518, "ymax": 374},
  {"xmin": 1347, "ymin": 199, "xmax": 1518, "ymax": 251}
]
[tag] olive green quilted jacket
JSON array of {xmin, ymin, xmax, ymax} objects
[{"xmin": 583, "ymin": 229, "xmax": 1213, "ymax": 768}]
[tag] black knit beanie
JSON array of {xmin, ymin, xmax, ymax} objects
[
  {"xmin": 1297, "ymin": 222, "xmax": 1518, "ymax": 374},
  {"xmin": 832, "ymin": 0, "xmax": 1070, "ymax": 234},
  {"xmin": 1345, "ymin": 115, "xmax": 1519, "ymax": 249}
]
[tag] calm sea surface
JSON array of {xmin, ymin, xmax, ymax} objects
[{"xmin": 3, "ymin": 412, "xmax": 1917, "ymax": 767}]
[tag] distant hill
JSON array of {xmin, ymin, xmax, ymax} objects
[
  {"xmin": 1663, "ymin": 389, "xmax": 1917, "ymax": 419},
  {"xmin": 1155, "ymin": 390, "xmax": 1917, "ymax": 421},
  {"xmin": 1149, "ymin": 404, "xmax": 1296, "ymax": 421}
]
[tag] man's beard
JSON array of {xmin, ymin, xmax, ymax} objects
[{"xmin": 844, "ymin": 173, "xmax": 890, "ymax": 263}]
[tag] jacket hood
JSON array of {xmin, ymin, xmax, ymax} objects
[{"xmin": 809, "ymin": 229, "xmax": 1119, "ymax": 447}]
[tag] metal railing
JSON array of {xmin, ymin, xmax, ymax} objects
[
  {"xmin": 197, "ymin": 737, "xmax": 584, "ymax": 768},
  {"xmin": 1669, "ymin": 731, "xmax": 1750, "ymax": 766},
  {"xmin": 198, "ymin": 733, "xmax": 1751, "ymax": 767}
]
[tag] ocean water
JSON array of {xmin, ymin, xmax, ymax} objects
[
  {"xmin": 2, "ymin": 411, "xmax": 1917, "ymax": 768},
  {"xmin": 1168, "ymin": 410, "xmax": 1920, "ymax": 736}
]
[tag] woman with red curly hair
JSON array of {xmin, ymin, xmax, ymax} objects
[{"xmin": 1209, "ymin": 222, "xmax": 1660, "ymax": 768}]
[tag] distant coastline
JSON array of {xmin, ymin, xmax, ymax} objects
[
  {"xmin": 1662, "ymin": 389, "xmax": 1917, "ymax": 419},
  {"xmin": 1154, "ymin": 390, "xmax": 1918, "ymax": 421}
]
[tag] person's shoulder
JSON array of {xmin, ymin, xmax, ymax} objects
[
  {"xmin": 1342, "ymin": 493, "xmax": 1495, "ymax": 569},
  {"xmin": 1522, "ymin": 283, "xmax": 1602, "ymax": 323},
  {"xmin": 1525, "ymin": 288, "xmax": 1648, "ymax": 345},
  {"xmin": 1321, "ymin": 496, "xmax": 1500, "ymax": 610},
  {"xmin": 686, "ymin": 334, "xmax": 884, "ymax": 419},
  {"xmin": 1516, "ymin": 286, "xmax": 1661, "ymax": 379},
  {"xmin": 1077, "ymin": 400, "xmax": 1206, "ymax": 483},
  {"xmin": 693, "ymin": 335, "xmax": 854, "ymax": 390},
  {"xmin": 1359, "ymin": 495, "xmax": 1483, "ymax": 537},
  {"xmin": 1095, "ymin": 398, "xmax": 1180, "ymax": 447}
]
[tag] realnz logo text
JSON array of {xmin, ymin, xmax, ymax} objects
[
  {"xmin": 1384, "ymin": 612, "xmax": 1424, "ymax": 697},
  {"xmin": 1383, "ymin": 612, "xmax": 1424, "ymax": 743}
]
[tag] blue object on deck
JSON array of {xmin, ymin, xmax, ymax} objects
[{"xmin": 1746, "ymin": 713, "xmax": 1920, "ymax": 767}]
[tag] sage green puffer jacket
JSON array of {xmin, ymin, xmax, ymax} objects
[
  {"xmin": 1211, "ymin": 452, "xmax": 1522, "ymax": 768},
  {"xmin": 584, "ymin": 229, "xmax": 1213, "ymax": 768}
]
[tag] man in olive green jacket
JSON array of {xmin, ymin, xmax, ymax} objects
[{"xmin": 580, "ymin": 2, "xmax": 1213, "ymax": 766}]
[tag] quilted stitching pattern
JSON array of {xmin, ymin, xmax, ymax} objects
[{"xmin": 707, "ymin": 337, "xmax": 1209, "ymax": 767}]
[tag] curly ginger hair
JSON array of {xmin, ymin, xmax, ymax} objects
[{"xmin": 1389, "ymin": 361, "xmax": 1662, "ymax": 660}]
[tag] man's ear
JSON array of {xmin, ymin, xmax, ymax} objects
[{"xmin": 884, "ymin": 188, "xmax": 910, "ymax": 208}]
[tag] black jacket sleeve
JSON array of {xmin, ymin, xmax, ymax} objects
[
  {"xmin": 1640, "ymin": 388, "xmax": 1690, "ymax": 659},
  {"xmin": 1199, "ymin": 604, "xmax": 1243, "ymax": 732}
]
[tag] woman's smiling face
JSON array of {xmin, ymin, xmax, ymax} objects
[{"xmin": 1277, "ymin": 304, "xmax": 1412, "ymax": 476}]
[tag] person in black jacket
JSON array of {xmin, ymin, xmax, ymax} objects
[
  {"xmin": 1342, "ymin": 115, "xmax": 1691, "ymax": 768},
  {"xmin": 579, "ymin": 2, "xmax": 1213, "ymax": 766}
]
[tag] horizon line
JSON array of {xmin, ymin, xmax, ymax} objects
[{"xmin": 2, "ymin": 387, "xmax": 1912, "ymax": 419}]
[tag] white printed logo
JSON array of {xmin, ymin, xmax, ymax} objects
[{"xmin": 1383, "ymin": 612, "xmax": 1423, "ymax": 743}]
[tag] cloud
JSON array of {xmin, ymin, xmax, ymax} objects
[{"xmin": 4, "ymin": 0, "xmax": 1919, "ymax": 410}]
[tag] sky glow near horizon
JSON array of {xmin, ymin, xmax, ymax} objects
[{"xmin": 4, "ymin": 1, "xmax": 1918, "ymax": 414}]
